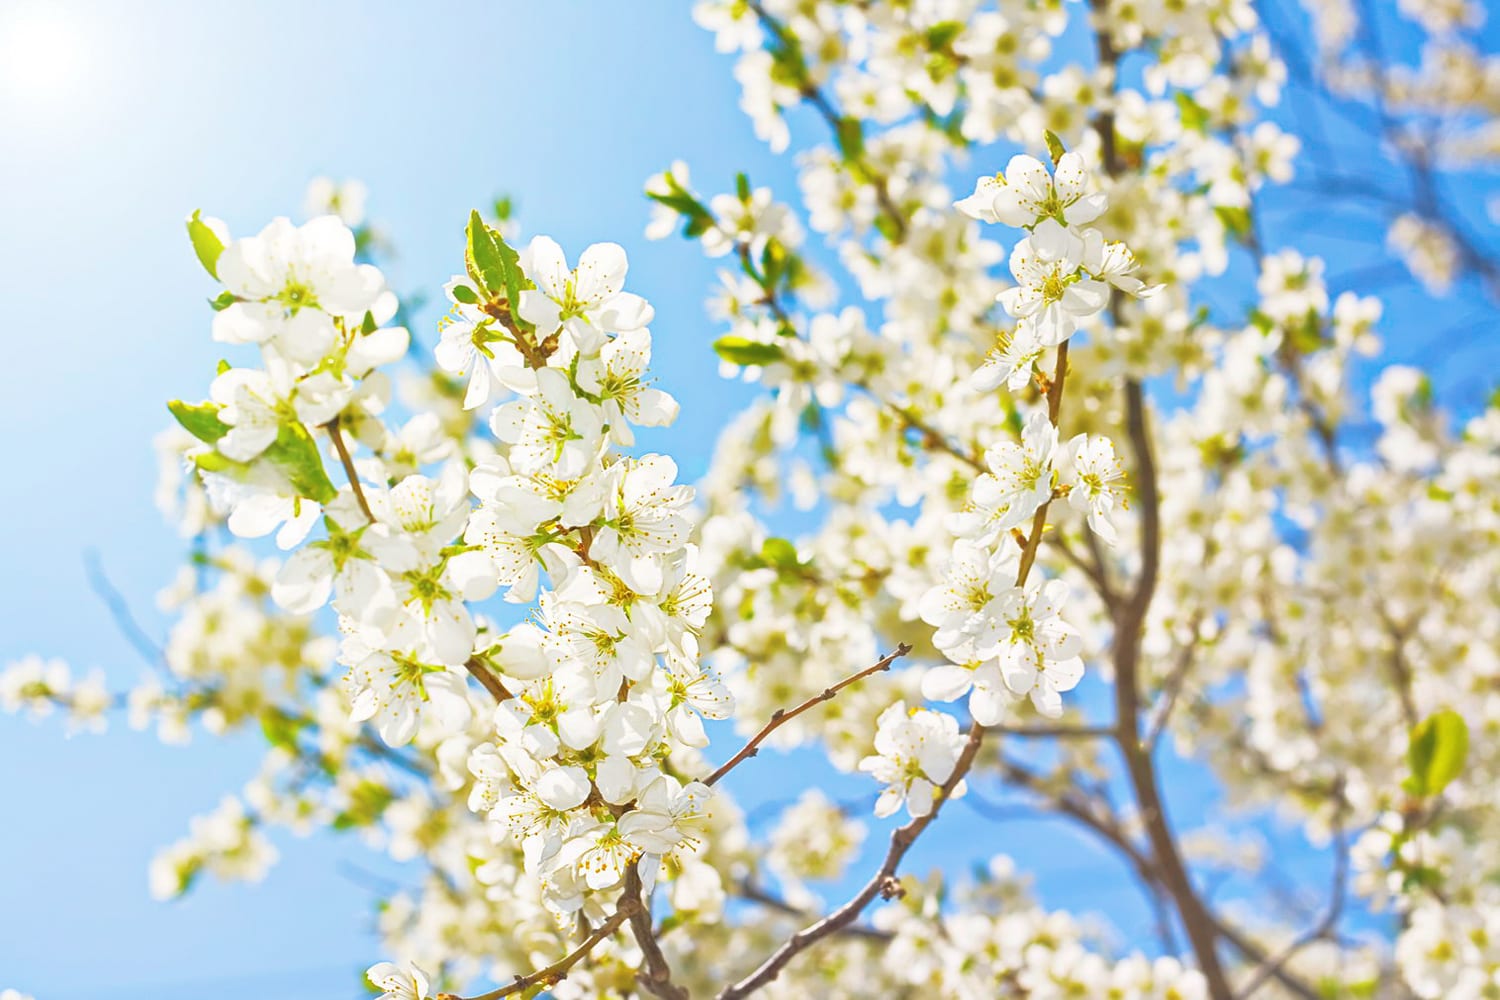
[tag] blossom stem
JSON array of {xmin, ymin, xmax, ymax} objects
[{"xmin": 324, "ymin": 417, "xmax": 375, "ymax": 523}]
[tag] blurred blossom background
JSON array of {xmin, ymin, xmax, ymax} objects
[{"xmin": 0, "ymin": 2, "xmax": 1495, "ymax": 998}]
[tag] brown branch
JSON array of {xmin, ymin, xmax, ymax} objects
[
  {"xmin": 438, "ymin": 891, "xmax": 639, "ymax": 1000},
  {"xmin": 746, "ymin": 0, "xmax": 908, "ymax": 243},
  {"xmin": 324, "ymin": 417, "xmax": 375, "ymax": 523},
  {"xmin": 995, "ymin": 755, "xmax": 1325, "ymax": 1000},
  {"xmin": 464, "ymin": 656, "xmax": 514, "ymax": 704},
  {"xmin": 733, "ymin": 879, "xmax": 892, "ymax": 941},
  {"xmin": 624, "ymin": 869, "xmax": 691, "ymax": 1000},
  {"xmin": 1089, "ymin": 7, "xmax": 1231, "ymax": 985},
  {"xmin": 1050, "ymin": 532, "xmax": 1120, "ymax": 613},
  {"xmin": 886, "ymin": 401, "xmax": 985, "ymax": 471},
  {"xmin": 706, "ymin": 644, "xmax": 912, "ymax": 787},
  {"xmin": 1015, "ymin": 341, "xmax": 1070, "ymax": 585},
  {"xmin": 1111, "ymin": 378, "xmax": 1233, "ymax": 1000},
  {"xmin": 715, "ymin": 720, "xmax": 985, "ymax": 1000}
]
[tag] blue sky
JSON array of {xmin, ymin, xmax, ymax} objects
[{"xmin": 0, "ymin": 2, "xmax": 1493, "ymax": 998}]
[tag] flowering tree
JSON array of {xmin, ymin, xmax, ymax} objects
[{"xmin": 5, "ymin": 2, "xmax": 1499, "ymax": 999}]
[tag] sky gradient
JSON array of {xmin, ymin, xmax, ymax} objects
[{"xmin": 1, "ymin": 2, "xmax": 1493, "ymax": 998}]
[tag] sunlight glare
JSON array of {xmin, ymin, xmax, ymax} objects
[{"xmin": 1, "ymin": 11, "xmax": 84, "ymax": 100}]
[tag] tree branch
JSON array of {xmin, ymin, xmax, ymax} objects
[
  {"xmin": 464, "ymin": 656, "xmax": 514, "ymax": 704},
  {"xmin": 325, "ymin": 417, "xmax": 376, "ymax": 523},
  {"xmin": 706, "ymin": 644, "xmax": 912, "ymax": 787},
  {"xmin": 437, "ymin": 891, "xmax": 639, "ymax": 1000},
  {"xmin": 714, "ymin": 721, "xmax": 985, "ymax": 1000},
  {"xmin": 624, "ymin": 869, "xmax": 690, "ymax": 1000},
  {"xmin": 733, "ymin": 879, "xmax": 891, "ymax": 941}
]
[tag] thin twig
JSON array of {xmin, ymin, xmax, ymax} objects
[
  {"xmin": 715, "ymin": 720, "xmax": 985, "ymax": 1000},
  {"xmin": 705, "ymin": 644, "xmax": 912, "ymax": 787},
  {"xmin": 886, "ymin": 401, "xmax": 984, "ymax": 470},
  {"xmin": 324, "ymin": 417, "xmax": 375, "ymax": 523},
  {"xmin": 437, "ymin": 891, "xmax": 639, "ymax": 1000},
  {"xmin": 84, "ymin": 550, "xmax": 165, "ymax": 666},
  {"xmin": 733, "ymin": 879, "xmax": 891, "ymax": 941},
  {"xmin": 746, "ymin": 0, "xmax": 908, "ymax": 242},
  {"xmin": 1050, "ymin": 532, "xmax": 1119, "ymax": 612},
  {"xmin": 1144, "ymin": 623, "xmax": 1204, "ymax": 750}
]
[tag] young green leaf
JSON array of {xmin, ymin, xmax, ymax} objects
[
  {"xmin": 465, "ymin": 209, "xmax": 508, "ymax": 300},
  {"xmin": 713, "ymin": 335, "xmax": 785, "ymax": 367},
  {"xmin": 465, "ymin": 210, "xmax": 531, "ymax": 330},
  {"xmin": 186, "ymin": 210, "xmax": 225, "ymax": 279},
  {"xmin": 1044, "ymin": 130, "xmax": 1067, "ymax": 167},
  {"xmin": 265, "ymin": 422, "xmax": 339, "ymax": 504},
  {"xmin": 760, "ymin": 537, "xmax": 801, "ymax": 570},
  {"xmin": 836, "ymin": 116, "xmax": 865, "ymax": 162},
  {"xmin": 1213, "ymin": 206, "xmax": 1253, "ymax": 244},
  {"xmin": 168, "ymin": 400, "xmax": 230, "ymax": 443},
  {"xmin": 1406, "ymin": 709, "xmax": 1469, "ymax": 798}
]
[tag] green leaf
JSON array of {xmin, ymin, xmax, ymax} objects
[
  {"xmin": 264, "ymin": 422, "xmax": 338, "ymax": 504},
  {"xmin": 1406, "ymin": 709, "xmax": 1469, "ymax": 798},
  {"xmin": 450, "ymin": 282, "xmax": 480, "ymax": 305},
  {"xmin": 736, "ymin": 172, "xmax": 751, "ymax": 202},
  {"xmin": 215, "ymin": 359, "xmax": 232, "ymax": 375},
  {"xmin": 332, "ymin": 780, "xmax": 394, "ymax": 831},
  {"xmin": 465, "ymin": 209, "xmax": 506, "ymax": 299},
  {"xmin": 208, "ymin": 290, "xmax": 238, "ymax": 312},
  {"xmin": 1174, "ymin": 91, "xmax": 1210, "ymax": 133},
  {"xmin": 466, "ymin": 210, "xmax": 532, "ymax": 330},
  {"xmin": 760, "ymin": 537, "xmax": 800, "ymax": 569},
  {"xmin": 1214, "ymin": 205, "xmax": 1253, "ymax": 244},
  {"xmin": 168, "ymin": 400, "xmax": 230, "ymax": 444},
  {"xmin": 186, "ymin": 210, "xmax": 225, "ymax": 279},
  {"xmin": 761, "ymin": 240, "xmax": 789, "ymax": 291},
  {"xmin": 192, "ymin": 450, "xmax": 250, "ymax": 476},
  {"xmin": 1044, "ymin": 130, "xmax": 1067, "ymax": 167},
  {"xmin": 713, "ymin": 335, "xmax": 785, "ymax": 367},
  {"xmin": 260, "ymin": 710, "xmax": 305, "ymax": 753},
  {"xmin": 836, "ymin": 117, "xmax": 865, "ymax": 162},
  {"xmin": 925, "ymin": 20, "xmax": 964, "ymax": 50}
]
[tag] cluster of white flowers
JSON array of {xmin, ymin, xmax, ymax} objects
[
  {"xmin": 148, "ymin": 795, "xmax": 277, "ymax": 900},
  {"xmin": 0, "ymin": 654, "xmax": 108, "ymax": 731},
  {"xmin": 7, "ymin": 0, "xmax": 1500, "ymax": 995},
  {"xmin": 914, "ymin": 152, "xmax": 1149, "ymax": 724},
  {"xmin": 165, "ymin": 206, "xmax": 735, "ymax": 973}
]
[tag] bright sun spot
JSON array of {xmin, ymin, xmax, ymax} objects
[{"xmin": 0, "ymin": 11, "xmax": 84, "ymax": 99}]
